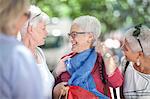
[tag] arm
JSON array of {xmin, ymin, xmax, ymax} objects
[
  {"xmin": 107, "ymin": 67, "xmax": 123, "ymax": 88},
  {"xmin": 53, "ymin": 82, "xmax": 68, "ymax": 99},
  {"xmin": 104, "ymin": 55, "xmax": 123, "ymax": 88},
  {"xmin": 97, "ymin": 43, "xmax": 123, "ymax": 88},
  {"xmin": 52, "ymin": 56, "xmax": 70, "ymax": 78}
]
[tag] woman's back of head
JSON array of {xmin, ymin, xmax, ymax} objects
[{"xmin": 0, "ymin": 0, "xmax": 29, "ymax": 35}]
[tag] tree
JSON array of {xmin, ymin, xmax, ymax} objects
[{"xmin": 31, "ymin": 0, "xmax": 150, "ymax": 33}]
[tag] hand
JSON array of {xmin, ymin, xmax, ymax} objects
[
  {"xmin": 53, "ymin": 56, "xmax": 70, "ymax": 77},
  {"xmin": 122, "ymin": 39, "xmax": 138, "ymax": 63},
  {"xmin": 97, "ymin": 42, "xmax": 117, "ymax": 76},
  {"xmin": 53, "ymin": 82, "xmax": 68, "ymax": 99}
]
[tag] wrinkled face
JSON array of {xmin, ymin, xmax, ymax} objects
[
  {"xmin": 122, "ymin": 39, "xmax": 139, "ymax": 63},
  {"xmin": 69, "ymin": 24, "xmax": 93, "ymax": 53},
  {"xmin": 31, "ymin": 21, "xmax": 48, "ymax": 46}
]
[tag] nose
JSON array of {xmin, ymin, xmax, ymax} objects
[
  {"xmin": 45, "ymin": 31, "xmax": 48, "ymax": 36},
  {"xmin": 69, "ymin": 35, "xmax": 73, "ymax": 40},
  {"xmin": 44, "ymin": 28, "xmax": 48, "ymax": 36},
  {"xmin": 44, "ymin": 26, "xmax": 49, "ymax": 36}
]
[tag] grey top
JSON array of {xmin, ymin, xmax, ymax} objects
[
  {"xmin": 123, "ymin": 62, "xmax": 150, "ymax": 99},
  {"xmin": 0, "ymin": 33, "xmax": 44, "ymax": 99}
]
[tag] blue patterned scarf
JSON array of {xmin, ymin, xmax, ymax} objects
[{"xmin": 65, "ymin": 48, "xmax": 109, "ymax": 99}]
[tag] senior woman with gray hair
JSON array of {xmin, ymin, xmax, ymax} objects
[
  {"xmin": 0, "ymin": 0, "xmax": 44, "ymax": 99},
  {"xmin": 121, "ymin": 24, "xmax": 150, "ymax": 99},
  {"xmin": 53, "ymin": 15, "xmax": 123, "ymax": 99},
  {"xmin": 20, "ymin": 5, "xmax": 55, "ymax": 99}
]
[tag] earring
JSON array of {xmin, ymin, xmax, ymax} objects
[{"xmin": 136, "ymin": 58, "xmax": 141, "ymax": 66}]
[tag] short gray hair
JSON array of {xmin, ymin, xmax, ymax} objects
[
  {"xmin": 125, "ymin": 25, "xmax": 150, "ymax": 56},
  {"xmin": 72, "ymin": 15, "xmax": 101, "ymax": 46},
  {"xmin": 20, "ymin": 5, "xmax": 50, "ymax": 37}
]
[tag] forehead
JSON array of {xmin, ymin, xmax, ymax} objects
[{"xmin": 70, "ymin": 23, "xmax": 83, "ymax": 32}]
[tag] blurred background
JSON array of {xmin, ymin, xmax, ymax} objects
[{"xmin": 31, "ymin": 0, "xmax": 150, "ymax": 71}]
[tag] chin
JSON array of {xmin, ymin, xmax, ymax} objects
[{"xmin": 38, "ymin": 42, "xmax": 44, "ymax": 46}]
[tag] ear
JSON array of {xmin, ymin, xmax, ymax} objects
[
  {"xmin": 27, "ymin": 25, "xmax": 33, "ymax": 34},
  {"xmin": 87, "ymin": 33, "xmax": 94, "ymax": 43}
]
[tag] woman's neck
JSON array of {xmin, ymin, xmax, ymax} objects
[
  {"xmin": 140, "ymin": 56, "xmax": 150, "ymax": 69},
  {"xmin": 22, "ymin": 36, "xmax": 37, "ymax": 57},
  {"xmin": 77, "ymin": 45, "xmax": 93, "ymax": 53}
]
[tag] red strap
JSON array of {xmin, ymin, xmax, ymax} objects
[{"xmin": 61, "ymin": 52, "xmax": 76, "ymax": 59}]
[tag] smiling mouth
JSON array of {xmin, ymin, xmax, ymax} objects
[
  {"xmin": 72, "ymin": 42, "xmax": 77, "ymax": 47},
  {"xmin": 71, "ymin": 44, "xmax": 75, "ymax": 48}
]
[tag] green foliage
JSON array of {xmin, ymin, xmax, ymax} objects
[{"xmin": 31, "ymin": 0, "xmax": 150, "ymax": 33}]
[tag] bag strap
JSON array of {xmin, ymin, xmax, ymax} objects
[
  {"xmin": 101, "ymin": 58, "xmax": 107, "ymax": 84},
  {"xmin": 100, "ymin": 56, "xmax": 108, "ymax": 96},
  {"xmin": 120, "ymin": 61, "xmax": 129, "ymax": 99},
  {"xmin": 124, "ymin": 61, "xmax": 129, "ymax": 73}
]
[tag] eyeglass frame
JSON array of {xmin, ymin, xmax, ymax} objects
[
  {"xmin": 132, "ymin": 24, "xmax": 144, "ymax": 53},
  {"xmin": 68, "ymin": 31, "xmax": 91, "ymax": 38}
]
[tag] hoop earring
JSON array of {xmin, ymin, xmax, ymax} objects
[{"xmin": 136, "ymin": 58, "xmax": 141, "ymax": 66}]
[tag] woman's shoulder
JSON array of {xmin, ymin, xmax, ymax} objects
[
  {"xmin": 36, "ymin": 47, "xmax": 45, "ymax": 59},
  {"xmin": 36, "ymin": 47, "xmax": 44, "ymax": 54}
]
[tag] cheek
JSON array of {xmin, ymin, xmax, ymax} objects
[
  {"xmin": 125, "ymin": 53, "xmax": 135, "ymax": 62},
  {"xmin": 78, "ymin": 40, "xmax": 87, "ymax": 46},
  {"xmin": 31, "ymin": 29, "xmax": 40, "ymax": 40},
  {"xmin": 124, "ymin": 52, "xmax": 131, "ymax": 58},
  {"xmin": 125, "ymin": 54, "xmax": 131, "ymax": 60},
  {"xmin": 34, "ymin": 28, "xmax": 43, "ymax": 37},
  {"xmin": 39, "ymin": 29, "xmax": 46, "ymax": 35}
]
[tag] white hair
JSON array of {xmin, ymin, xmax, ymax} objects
[
  {"xmin": 125, "ymin": 25, "xmax": 150, "ymax": 56},
  {"xmin": 72, "ymin": 15, "xmax": 101, "ymax": 46},
  {"xmin": 20, "ymin": 5, "xmax": 50, "ymax": 37}
]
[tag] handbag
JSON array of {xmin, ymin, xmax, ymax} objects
[{"xmin": 59, "ymin": 86, "xmax": 99, "ymax": 99}]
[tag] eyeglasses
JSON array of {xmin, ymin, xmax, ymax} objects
[
  {"xmin": 132, "ymin": 24, "xmax": 143, "ymax": 52},
  {"xmin": 68, "ymin": 32, "xmax": 89, "ymax": 38}
]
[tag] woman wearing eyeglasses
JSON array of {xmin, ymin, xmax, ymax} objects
[
  {"xmin": 53, "ymin": 15, "xmax": 123, "ymax": 99},
  {"xmin": 20, "ymin": 5, "xmax": 55, "ymax": 99},
  {"xmin": 121, "ymin": 25, "xmax": 150, "ymax": 99}
]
